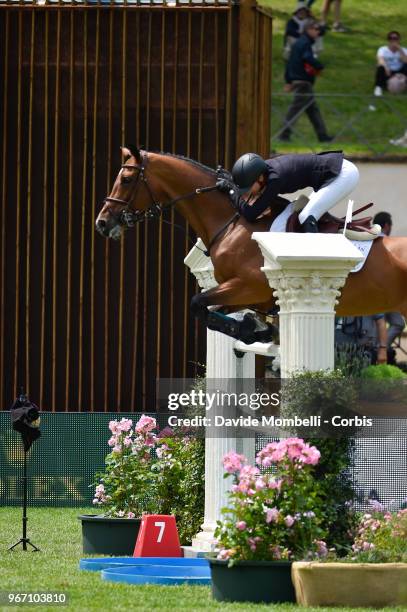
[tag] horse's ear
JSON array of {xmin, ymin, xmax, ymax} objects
[{"xmin": 121, "ymin": 145, "xmax": 142, "ymax": 163}]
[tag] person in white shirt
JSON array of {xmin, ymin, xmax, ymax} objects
[{"xmin": 374, "ymin": 31, "xmax": 407, "ymax": 96}]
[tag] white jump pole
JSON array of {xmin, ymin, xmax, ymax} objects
[{"xmin": 184, "ymin": 240, "xmax": 277, "ymax": 551}]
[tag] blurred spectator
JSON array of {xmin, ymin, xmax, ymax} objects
[
  {"xmin": 320, "ymin": 0, "xmax": 348, "ymax": 33},
  {"xmin": 283, "ymin": 2, "xmax": 324, "ymax": 60},
  {"xmin": 335, "ymin": 315, "xmax": 388, "ymax": 364},
  {"xmin": 374, "ymin": 31, "xmax": 407, "ymax": 96},
  {"xmin": 373, "ymin": 211, "xmax": 392, "ymax": 236},
  {"xmin": 280, "ymin": 19, "xmax": 333, "ymax": 142},
  {"xmin": 390, "ymin": 129, "xmax": 407, "ymax": 147},
  {"xmin": 373, "ymin": 211, "xmax": 406, "ymax": 348}
]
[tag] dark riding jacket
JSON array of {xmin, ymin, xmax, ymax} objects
[
  {"xmin": 239, "ymin": 151, "xmax": 344, "ymax": 223},
  {"xmin": 285, "ymin": 33, "xmax": 324, "ymax": 84}
]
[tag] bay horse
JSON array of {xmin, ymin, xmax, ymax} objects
[{"xmin": 95, "ymin": 146, "xmax": 407, "ymax": 343}]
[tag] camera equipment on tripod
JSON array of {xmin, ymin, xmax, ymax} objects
[
  {"xmin": 8, "ymin": 389, "xmax": 41, "ymax": 552},
  {"xmin": 10, "ymin": 391, "xmax": 41, "ymax": 452}
]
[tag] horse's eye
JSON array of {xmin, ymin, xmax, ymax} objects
[{"xmin": 121, "ymin": 176, "xmax": 133, "ymax": 185}]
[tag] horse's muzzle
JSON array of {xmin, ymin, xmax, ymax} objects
[{"xmin": 95, "ymin": 218, "xmax": 110, "ymax": 237}]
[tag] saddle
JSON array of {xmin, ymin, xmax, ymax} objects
[{"xmin": 286, "ymin": 200, "xmax": 381, "ymax": 240}]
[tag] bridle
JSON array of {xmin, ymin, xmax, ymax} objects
[{"xmin": 103, "ymin": 152, "xmax": 221, "ymax": 229}]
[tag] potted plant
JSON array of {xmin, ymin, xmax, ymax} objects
[
  {"xmin": 79, "ymin": 415, "xmax": 158, "ymax": 555},
  {"xmin": 209, "ymin": 438, "xmax": 329, "ymax": 603},
  {"xmin": 292, "ymin": 505, "xmax": 407, "ymax": 607},
  {"xmin": 358, "ymin": 363, "xmax": 407, "ymax": 416},
  {"xmin": 79, "ymin": 415, "xmax": 205, "ymax": 555}
]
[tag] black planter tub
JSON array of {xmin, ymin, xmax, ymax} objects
[
  {"xmin": 208, "ymin": 558, "xmax": 295, "ymax": 603},
  {"xmin": 79, "ymin": 515, "xmax": 141, "ymax": 555}
]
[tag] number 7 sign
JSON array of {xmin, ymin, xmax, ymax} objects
[
  {"xmin": 133, "ymin": 514, "xmax": 182, "ymax": 557},
  {"xmin": 155, "ymin": 521, "xmax": 166, "ymax": 543}
]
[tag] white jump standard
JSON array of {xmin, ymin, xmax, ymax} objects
[{"xmin": 184, "ymin": 233, "xmax": 362, "ymax": 552}]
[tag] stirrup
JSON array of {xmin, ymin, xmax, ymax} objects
[{"xmin": 302, "ymin": 215, "xmax": 318, "ymax": 233}]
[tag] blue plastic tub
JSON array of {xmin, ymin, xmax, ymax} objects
[
  {"xmin": 101, "ymin": 564, "xmax": 211, "ymax": 586},
  {"xmin": 79, "ymin": 556, "xmax": 208, "ymax": 572}
]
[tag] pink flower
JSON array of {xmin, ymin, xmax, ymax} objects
[
  {"xmin": 247, "ymin": 537, "xmax": 257, "ymax": 551},
  {"xmin": 256, "ymin": 438, "xmax": 321, "ymax": 468},
  {"xmin": 284, "ymin": 515, "xmax": 295, "ymax": 527},
  {"xmin": 300, "ymin": 446, "xmax": 321, "ymax": 465},
  {"xmin": 109, "ymin": 420, "xmax": 120, "ymax": 434},
  {"xmin": 217, "ymin": 549, "xmax": 232, "ymax": 560},
  {"xmin": 236, "ymin": 521, "xmax": 247, "ymax": 531},
  {"xmin": 265, "ymin": 507, "xmax": 279, "ymax": 523},
  {"xmin": 123, "ymin": 436, "xmax": 132, "ymax": 447},
  {"xmin": 268, "ymin": 477, "xmax": 282, "ymax": 490},
  {"xmin": 127, "ymin": 512, "xmax": 135, "ymax": 519},
  {"xmin": 157, "ymin": 426, "xmax": 175, "ymax": 438},
  {"xmin": 113, "ymin": 445, "xmax": 121, "ymax": 453},
  {"xmin": 223, "ymin": 451, "xmax": 246, "ymax": 474},
  {"xmin": 144, "ymin": 433, "xmax": 157, "ymax": 447},
  {"xmin": 135, "ymin": 415, "xmax": 157, "ymax": 434},
  {"xmin": 238, "ymin": 465, "xmax": 260, "ymax": 480},
  {"xmin": 315, "ymin": 540, "xmax": 328, "ymax": 557},
  {"xmin": 270, "ymin": 545, "xmax": 282, "ymax": 560},
  {"xmin": 118, "ymin": 418, "xmax": 133, "ymax": 432},
  {"xmin": 255, "ymin": 478, "xmax": 266, "ymax": 491},
  {"xmin": 107, "ymin": 436, "xmax": 118, "ymax": 447},
  {"xmin": 368, "ymin": 499, "xmax": 384, "ymax": 512}
]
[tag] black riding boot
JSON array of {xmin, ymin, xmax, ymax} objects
[{"xmin": 302, "ymin": 215, "xmax": 318, "ymax": 233}]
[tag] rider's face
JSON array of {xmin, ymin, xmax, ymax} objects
[{"xmin": 242, "ymin": 174, "xmax": 266, "ymax": 202}]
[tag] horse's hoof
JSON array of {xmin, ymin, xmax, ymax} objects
[
  {"xmin": 239, "ymin": 314, "xmax": 257, "ymax": 344},
  {"xmin": 255, "ymin": 324, "xmax": 279, "ymax": 343}
]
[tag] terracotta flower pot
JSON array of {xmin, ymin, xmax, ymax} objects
[
  {"xmin": 79, "ymin": 514, "xmax": 141, "ymax": 555},
  {"xmin": 292, "ymin": 561, "xmax": 407, "ymax": 607},
  {"xmin": 208, "ymin": 558, "xmax": 295, "ymax": 603}
]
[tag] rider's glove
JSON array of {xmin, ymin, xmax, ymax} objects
[{"xmin": 216, "ymin": 178, "xmax": 236, "ymax": 195}]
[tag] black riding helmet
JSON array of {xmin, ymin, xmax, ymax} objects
[{"xmin": 231, "ymin": 153, "xmax": 268, "ymax": 195}]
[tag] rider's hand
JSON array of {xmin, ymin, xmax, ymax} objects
[
  {"xmin": 376, "ymin": 347, "xmax": 387, "ymax": 364},
  {"xmin": 283, "ymin": 83, "xmax": 293, "ymax": 92},
  {"xmin": 216, "ymin": 178, "xmax": 235, "ymax": 195}
]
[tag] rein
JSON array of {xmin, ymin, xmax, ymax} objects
[{"xmin": 103, "ymin": 152, "xmax": 240, "ymax": 256}]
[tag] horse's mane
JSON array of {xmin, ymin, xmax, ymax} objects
[{"xmin": 138, "ymin": 147, "xmax": 217, "ymax": 177}]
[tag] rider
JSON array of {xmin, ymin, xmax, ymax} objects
[{"xmin": 227, "ymin": 151, "xmax": 359, "ymax": 232}]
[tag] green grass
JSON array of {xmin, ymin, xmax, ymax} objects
[
  {"xmin": 260, "ymin": 0, "xmax": 407, "ymax": 156},
  {"xmin": 1, "ymin": 508, "xmax": 406, "ymax": 612}
]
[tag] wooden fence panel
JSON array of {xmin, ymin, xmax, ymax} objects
[{"xmin": 0, "ymin": 2, "xmax": 272, "ymax": 412}]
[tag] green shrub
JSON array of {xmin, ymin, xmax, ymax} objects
[
  {"xmin": 280, "ymin": 370, "xmax": 358, "ymax": 551},
  {"xmin": 361, "ymin": 364, "xmax": 407, "ymax": 379}
]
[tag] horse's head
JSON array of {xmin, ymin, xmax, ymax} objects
[{"xmin": 95, "ymin": 146, "xmax": 162, "ymax": 239}]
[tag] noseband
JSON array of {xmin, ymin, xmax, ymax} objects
[{"xmin": 103, "ymin": 153, "xmax": 220, "ymax": 228}]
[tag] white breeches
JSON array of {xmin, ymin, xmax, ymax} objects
[{"xmin": 298, "ymin": 159, "xmax": 360, "ymax": 223}]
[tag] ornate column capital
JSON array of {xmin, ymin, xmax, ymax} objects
[
  {"xmin": 252, "ymin": 233, "xmax": 363, "ymax": 376},
  {"xmin": 253, "ymin": 233, "xmax": 363, "ymax": 315}
]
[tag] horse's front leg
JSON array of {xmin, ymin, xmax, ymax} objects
[{"xmin": 190, "ymin": 279, "xmax": 277, "ymax": 344}]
